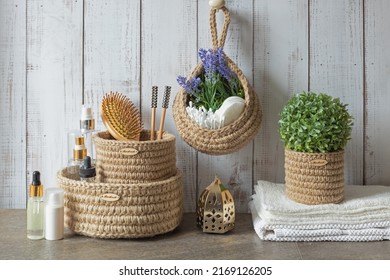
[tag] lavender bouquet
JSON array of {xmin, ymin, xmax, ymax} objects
[{"xmin": 177, "ymin": 48, "xmax": 244, "ymax": 129}]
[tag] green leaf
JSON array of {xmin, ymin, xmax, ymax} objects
[{"xmin": 278, "ymin": 91, "xmax": 354, "ymax": 153}]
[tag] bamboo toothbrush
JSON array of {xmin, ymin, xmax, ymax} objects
[
  {"xmin": 150, "ymin": 86, "xmax": 158, "ymax": 140},
  {"xmin": 157, "ymin": 86, "xmax": 171, "ymax": 140}
]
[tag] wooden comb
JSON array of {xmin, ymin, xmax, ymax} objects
[{"xmin": 100, "ymin": 91, "xmax": 143, "ymax": 141}]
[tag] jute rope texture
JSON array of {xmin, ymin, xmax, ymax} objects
[
  {"xmin": 93, "ymin": 130, "xmax": 177, "ymax": 183},
  {"xmin": 172, "ymin": 7, "xmax": 262, "ymax": 155},
  {"xmin": 57, "ymin": 167, "xmax": 183, "ymax": 239},
  {"xmin": 284, "ymin": 149, "xmax": 345, "ymax": 205}
]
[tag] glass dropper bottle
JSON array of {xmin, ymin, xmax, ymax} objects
[{"xmin": 27, "ymin": 171, "xmax": 44, "ymax": 240}]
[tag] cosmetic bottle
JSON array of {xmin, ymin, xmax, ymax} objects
[
  {"xmin": 80, "ymin": 105, "xmax": 95, "ymax": 132},
  {"xmin": 69, "ymin": 135, "xmax": 87, "ymax": 166},
  {"xmin": 79, "ymin": 156, "xmax": 96, "ymax": 182},
  {"xmin": 67, "ymin": 134, "xmax": 87, "ymax": 175},
  {"xmin": 27, "ymin": 171, "xmax": 44, "ymax": 240},
  {"xmin": 45, "ymin": 188, "xmax": 64, "ymax": 241},
  {"xmin": 80, "ymin": 105, "xmax": 96, "ymax": 162},
  {"xmin": 66, "ymin": 106, "xmax": 96, "ymax": 174}
]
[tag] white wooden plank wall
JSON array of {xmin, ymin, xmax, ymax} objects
[
  {"xmin": 364, "ymin": 0, "xmax": 390, "ymax": 185},
  {"xmin": 309, "ymin": 0, "xmax": 364, "ymax": 184},
  {"xmin": 0, "ymin": 0, "xmax": 26, "ymax": 208},
  {"xmin": 1, "ymin": 0, "xmax": 390, "ymax": 211},
  {"xmin": 254, "ymin": 0, "xmax": 309, "ymax": 185},
  {"xmin": 26, "ymin": 0, "xmax": 83, "ymax": 198}
]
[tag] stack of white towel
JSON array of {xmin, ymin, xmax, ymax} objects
[{"xmin": 249, "ymin": 180, "xmax": 390, "ymax": 241}]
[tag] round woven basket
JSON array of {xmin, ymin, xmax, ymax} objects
[
  {"xmin": 284, "ymin": 148, "xmax": 345, "ymax": 205},
  {"xmin": 57, "ymin": 167, "xmax": 183, "ymax": 239},
  {"xmin": 93, "ymin": 130, "xmax": 177, "ymax": 183},
  {"xmin": 172, "ymin": 7, "xmax": 262, "ymax": 155}
]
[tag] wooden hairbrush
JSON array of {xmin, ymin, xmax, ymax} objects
[{"xmin": 100, "ymin": 91, "xmax": 143, "ymax": 141}]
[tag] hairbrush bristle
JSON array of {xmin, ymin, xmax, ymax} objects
[
  {"xmin": 162, "ymin": 86, "xmax": 171, "ymax": 108},
  {"xmin": 100, "ymin": 91, "xmax": 143, "ymax": 141},
  {"xmin": 151, "ymin": 86, "xmax": 158, "ymax": 108}
]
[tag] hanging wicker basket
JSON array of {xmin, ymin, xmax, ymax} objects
[
  {"xmin": 172, "ymin": 6, "xmax": 262, "ymax": 155},
  {"xmin": 284, "ymin": 148, "xmax": 345, "ymax": 205}
]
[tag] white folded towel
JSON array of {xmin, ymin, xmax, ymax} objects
[{"xmin": 250, "ymin": 180, "xmax": 390, "ymax": 242}]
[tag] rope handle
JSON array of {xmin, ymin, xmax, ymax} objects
[{"xmin": 209, "ymin": 6, "xmax": 231, "ymax": 50}]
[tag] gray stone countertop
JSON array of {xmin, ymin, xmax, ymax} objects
[{"xmin": 1, "ymin": 209, "xmax": 390, "ymax": 260}]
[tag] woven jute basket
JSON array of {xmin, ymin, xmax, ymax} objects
[
  {"xmin": 284, "ymin": 148, "xmax": 345, "ymax": 205},
  {"xmin": 93, "ymin": 130, "xmax": 177, "ymax": 183},
  {"xmin": 57, "ymin": 167, "xmax": 183, "ymax": 239},
  {"xmin": 172, "ymin": 7, "xmax": 262, "ymax": 155}
]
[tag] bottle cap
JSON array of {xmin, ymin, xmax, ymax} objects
[
  {"xmin": 80, "ymin": 106, "xmax": 95, "ymax": 131},
  {"xmin": 73, "ymin": 136, "xmax": 87, "ymax": 160},
  {"xmin": 45, "ymin": 188, "xmax": 64, "ymax": 207},
  {"xmin": 29, "ymin": 171, "xmax": 44, "ymax": 197},
  {"xmin": 79, "ymin": 156, "xmax": 96, "ymax": 178},
  {"xmin": 75, "ymin": 136, "xmax": 85, "ymax": 145}
]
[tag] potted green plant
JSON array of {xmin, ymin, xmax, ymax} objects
[{"xmin": 278, "ymin": 92, "xmax": 354, "ymax": 205}]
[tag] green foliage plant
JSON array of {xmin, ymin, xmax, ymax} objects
[{"xmin": 278, "ymin": 92, "xmax": 354, "ymax": 153}]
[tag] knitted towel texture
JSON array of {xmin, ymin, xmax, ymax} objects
[{"xmin": 250, "ymin": 180, "xmax": 390, "ymax": 241}]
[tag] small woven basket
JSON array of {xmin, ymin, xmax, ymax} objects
[
  {"xmin": 172, "ymin": 6, "xmax": 262, "ymax": 155},
  {"xmin": 57, "ymin": 167, "xmax": 183, "ymax": 239},
  {"xmin": 93, "ymin": 130, "xmax": 177, "ymax": 183},
  {"xmin": 284, "ymin": 148, "xmax": 345, "ymax": 205}
]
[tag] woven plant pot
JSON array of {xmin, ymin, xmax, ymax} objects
[
  {"xmin": 284, "ymin": 148, "xmax": 345, "ymax": 205},
  {"xmin": 172, "ymin": 7, "xmax": 262, "ymax": 155},
  {"xmin": 57, "ymin": 167, "xmax": 183, "ymax": 239},
  {"xmin": 93, "ymin": 130, "xmax": 176, "ymax": 184}
]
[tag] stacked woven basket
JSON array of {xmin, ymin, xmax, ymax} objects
[
  {"xmin": 284, "ymin": 149, "xmax": 345, "ymax": 205},
  {"xmin": 57, "ymin": 130, "xmax": 183, "ymax": 239}
]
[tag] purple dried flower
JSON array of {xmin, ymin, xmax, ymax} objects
[
  {"xmin": 198, "ymin": 47, "xmax": 236, "ymax": 83},
  {"xmin": 215, "ymin": 48, "xmax": 234, "ymax": 82},
  {"xmin": 177, "ymin": 75, "xmax": 201, "ymax": 96},
  {"xmin": 199, "ymin": 48, "xmax": 218, "ymax": 82},
  {"xmin": 177, "ymin": 47, "xmax": 244, "ymax": 111}
]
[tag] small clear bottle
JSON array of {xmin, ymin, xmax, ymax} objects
[
  {"xmin": 27, "ymin": 171, "xmax": 44, "ymax": 240},
  {"xmin": 80, "ymin": 105, "xmax": 96, "ymax": 163},
  {"xmin": 68, "ymin": 134, "xmax": 87, "ymax": 175},
  {"xmin": 45, "ymin": 188, "xmax": 64, "ymax": 241},
  {"xmin": 79, "ymin": 156, "xmax": 96, "ymax": 182},
  {"xmin": 66, "ymin": 106, "xmax": 96, "ymax": 172}
]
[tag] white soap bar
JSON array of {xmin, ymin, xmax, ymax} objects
[{"xmin": 215, "ymin": 96, "xmax": 245, "ymax": 127}]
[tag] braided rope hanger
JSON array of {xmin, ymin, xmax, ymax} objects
[
  {"xmin": 210, "ymin": 6, "xmax": 230, "ymax": 50},
  {"xmin": 172, "ymin": 3, "xmax": 262, "ymax": 155}
]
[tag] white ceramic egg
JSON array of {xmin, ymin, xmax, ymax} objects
[
  {"xmin": 209, "ymin": 0, "xmax": 225, "ymax": 10},
  {"xmin": 215, "ymin": 96, "xmax": 245, "ymax": 127}
]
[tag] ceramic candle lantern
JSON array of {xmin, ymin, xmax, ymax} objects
[{"xmin": 197, "ymin": 176, "xmax": 235, "ymax": 233}]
